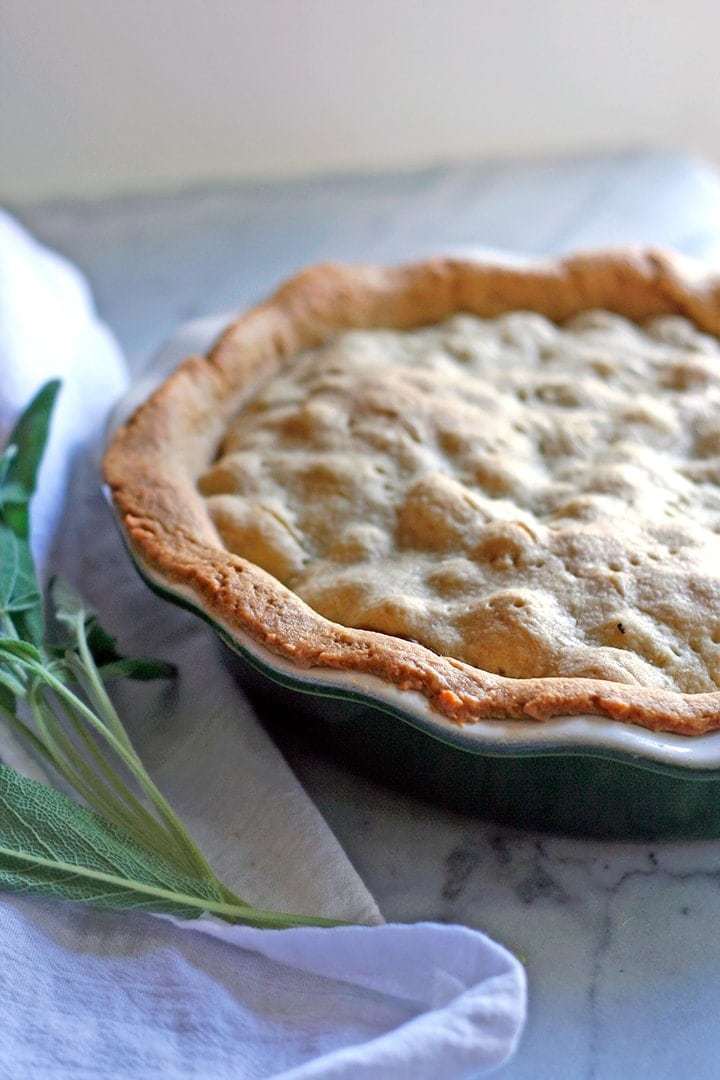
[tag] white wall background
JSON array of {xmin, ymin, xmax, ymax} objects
[{"xmin": 3, "ymin": 0, "xmax": 720, "ymax": 204}]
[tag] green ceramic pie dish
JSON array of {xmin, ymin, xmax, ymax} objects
[{"xmin": 108, "ymin": 307, "xmax": 720, "ymax": 842}]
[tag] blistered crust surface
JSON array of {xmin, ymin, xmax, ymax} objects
[
  {"xmin": 104, "ymin": 252, "xmax": 720, "ymax": 733},
  {"xmin": 201, "ymin": 310, "xmax": 720, "ymax": 695}
]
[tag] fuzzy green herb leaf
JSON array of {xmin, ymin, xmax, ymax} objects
[
  {"xmin": 0, "ymin": 639, "xmax": 44, "ymax": 667},
  {"xmin": 0, "ymin": 756, "xmax": 342, "ymax": 926},
  {"xmin": 50, "ymin": 577, "xmax": 176, "ymax": 681},
  {"xmin": 0, "ymin": 382, "xmax": 58, "ymax": 647},
  {"xmin": 96, "ymin": 657, "xmax": 177, "ymax": 681},
  {"xmin": 0, "ymin": 523, "xmax": 41, "ymax": 615},
  {"xmin": 1, "ymin": 380, "xmax": 60, "ymax": 532},
  {"xmin": 0, "ymin": 763, "xmax": 225, "ymax": 917}
]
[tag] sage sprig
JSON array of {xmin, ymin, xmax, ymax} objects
[{"xmin": 0, "ymin": 382, "xmax": 340, "ymax": 929}]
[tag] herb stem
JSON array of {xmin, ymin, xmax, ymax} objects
[
  {"xmin": 0, "ymin": 845, "xmax": 344, "ymax": 928},
  {"xmin": 1, "ymin": 644, "xmax": 247, "ymax": 905},
  {"xmin": 30, "ymin": 662, "xmax": 245, "ymax": 901},
  {"xmin": 0, "ymin": 703, "xmax": 55, "ymax": 767},
  {"xmin": 28, "ymin": 687, "xmax": 134, "ymax": 829},
  {"xmin": 60, "ymin": 656, "xmax": 186, "ymax": 852},
  {"xmin": 55, "ymin": 701, "xmax": 179, "ymax": 858},
  {"xmin": 0, "ymin": 383, "xmax": 294, "ymax": 929},
  {"xmin": 73, "ymin": 615, "xmax": 133, "ymax": 753}
]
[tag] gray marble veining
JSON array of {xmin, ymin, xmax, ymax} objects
[{"xmin": 16, "ymin": 150, "xmax": 720, "ymax": 1079}]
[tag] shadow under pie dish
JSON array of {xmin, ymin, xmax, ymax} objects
[{"xmin": 104, "ymin": 249, "xmax": 720, "ymax": 838}]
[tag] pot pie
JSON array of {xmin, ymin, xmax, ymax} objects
[{"xmin": 105, "ymin": 250, "xmax": 720, "ymax": 735}]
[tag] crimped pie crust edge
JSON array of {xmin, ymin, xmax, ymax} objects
[{"xmin": 103, "ymin": 249, "xmax": 720, "ymax": 735}]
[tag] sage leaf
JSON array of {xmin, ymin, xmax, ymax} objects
[
  {"xmin": 97, "ymin": 658, "xmax": 176, "ymax": 681},
  {"xmin": 0, "ymin": 445, "xmax": 17, "ymax": 491},
  {"xmin": 0, "ymin": 762, "xmax": 223, "ymax": 917},
  {"xmin": 0, "ymin": 522, "xmax": 41, "ymax": 616},
  {"xmin": 0, "ymin": 639, "xmax": 43, "ymax": 663},
  {"xmin": 0, "ymin": 382, "xmax": 59, "ymax": 647},
  {"xmin": 48, "ymin": 575, "xmax": 85, "ymax": 628},
  {"xmin": 50, "ymin": 577, "xmax": 175, "ymax": 680},
  {"xmin": 1, "ymin": 379, "xmax": 60, "ymax": 536}
]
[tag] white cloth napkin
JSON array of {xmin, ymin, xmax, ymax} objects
[{"xmin": 0, "ymin": 210, "xmax": 526, "ymax": 1078}]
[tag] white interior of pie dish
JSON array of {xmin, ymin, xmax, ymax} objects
[{"xmin": 106, "ymin": 285, "xmax": 720, "ymax": 773}]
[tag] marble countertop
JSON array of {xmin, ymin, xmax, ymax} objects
[{"xmin": 17, "ymin": 150, "xmax": 720, "ymax": 1079}]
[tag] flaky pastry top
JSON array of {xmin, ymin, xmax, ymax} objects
[
  {"xmin": 105, "ymin": 250, "xmax": 720, "ymax": 733},
  {"xmin": 200, "ymin": 310, "xmax": 720, "ymax": 695}
]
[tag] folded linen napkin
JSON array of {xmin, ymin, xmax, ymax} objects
[{"xmin": 0, "ymin": 209, "xmax": 526, "ymax": 1078}]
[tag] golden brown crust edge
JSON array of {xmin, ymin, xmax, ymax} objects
[{"xmin": 104, "ymin": 248, "xmax": 720, "ymax": 736}]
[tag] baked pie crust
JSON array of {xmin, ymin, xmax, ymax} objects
[{"xmin": 104, "ymin": 249, "xmax": 720, "ymax": 735}]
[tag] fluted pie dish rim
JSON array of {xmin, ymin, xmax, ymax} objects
[{"xmin": 104, "ymin": 249, "xmax": 720, "ymax": 746}]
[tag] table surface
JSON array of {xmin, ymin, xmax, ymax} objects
[{"xmin": 17, "ymin": 150, "xmax": 720, "ymax": 1080}]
